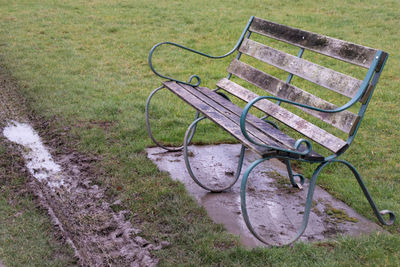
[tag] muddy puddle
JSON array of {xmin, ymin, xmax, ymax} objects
[{"xmin": 147, "ymin": 144, "xmax": 384, "ymax": 247}]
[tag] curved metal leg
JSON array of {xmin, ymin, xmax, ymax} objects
[
  {"xmin": 145, "ymin": 85, "xmax": 199, "ymax": 151},
  {"xmin": 183, "ymin": 117, "xmax": 246, "ymax": 192},
  {"xmin": 241, "ymin": 158, "xmax": 395, "ymax": 247},
  {"xmin": 332, "ymin": 159, "xmax": 395, "ymax": 225},
  {"xmin": 285, "ymin": 160, "xmax": 305, "ymax": 189},
  {"xmin": 240, "ymin": 157, "xmax": 324, "ymax": 246}
]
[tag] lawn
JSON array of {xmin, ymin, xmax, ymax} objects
[{"xmin": 0, "ymin": 0, "xmax": 399, "ymax": 266}]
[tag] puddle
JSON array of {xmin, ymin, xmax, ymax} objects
[
  {"xmin": 3, "ymin": 121, "xmax": 65, "ymax": 188},
  {"xmin": 147, "ymin": 144, "xmax": 384, "ymax": 247}
]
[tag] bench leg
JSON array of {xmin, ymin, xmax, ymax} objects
[
  {"xmin": 241, "ymin": 158, "xmax": 396, "ymax": 247},
  {"xmin": 329, "ymin": 159, "xmax": 395, "ymax": 226},
  {"xmin": 183, "ymin": 116, "xmax": 246, "ymax": 192},
  {"xmin": 240, "ymin": 157, "xmax": 323, "ymax": 246},
  {"xmin": 284, "ymin": 159, "xmax": 305, "ymax": 189},
  {"xmin": 145, "ymin": 85, "xmax": 199, "ymax": 151}
]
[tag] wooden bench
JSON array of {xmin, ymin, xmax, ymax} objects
[{"xmin": 146, "ymin": 16, "xmax": 395, "ymax": 246}]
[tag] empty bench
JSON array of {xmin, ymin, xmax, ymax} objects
[{"xmin": 146, "ymin": 16, "xmax": 395, "ymax": 246}]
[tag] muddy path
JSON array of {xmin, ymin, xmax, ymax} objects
[{"xmin": 0, "ymin": 67, "xmax": 161, "ymax": 266}]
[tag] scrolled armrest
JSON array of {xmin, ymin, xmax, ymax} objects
[
  {"xmin": 148, "ymin": 16, "xmax": 255, "ymax": 87},
  {"xmin": 148, "ymin": 40, "xmax": 241, "ymax": 87},
  {"xmin": 240, "ymin": 95, "xmax": 313, "ymax": 157}
]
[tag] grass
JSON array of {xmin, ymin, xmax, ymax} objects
[
  {"xmin": 0, "ymin": 142, "xmax": 75, "ymax": 266},
  {"xmin": 0, "ymin": 0, "xmax": 399, "ymax": 265}
]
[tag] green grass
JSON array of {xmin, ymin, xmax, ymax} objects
[
  {"xmin": 1, "ymin": 0, "xmax": 400, "ymax": 265},
  {"xmin": 0, "ymin": 142, "xmax": 75, "ymax": 266}
]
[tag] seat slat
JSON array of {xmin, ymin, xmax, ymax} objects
[
  {"xmin": 227, "ymin": 59, "xmax": 359, "ymax": 134},
  {"xmin": 184, "ymin": 84, "xmax": 320, "ymax": 157},
  {"xmin": 239, "ymin": 38, "xmax": 363, "ymax": 98},
  {"xmin": 164, "ymin": 81, "xmax": 323, "ymax": 159},
  {"xmin": 162, "ymin": 81, "xmax": 274, "ymax": 154},
  {"xmin": 216, "ymin": 78, "xmax": 348, "ymax": 153},
  {"xmin": 249, "ymin": 17, "xmax": 378, "ymax": 68},
  {"xmin": 180, "ymin": 84, "xmax": 291, "ymax": 150}
]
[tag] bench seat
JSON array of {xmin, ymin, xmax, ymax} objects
[{"xmin": 163, "ymin": 80, "xmax": 325, "ymax": 161}]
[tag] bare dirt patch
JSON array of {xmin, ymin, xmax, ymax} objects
[{"xmin": 0, "ymin": 66, "xmax": 161, "ymax": 266}]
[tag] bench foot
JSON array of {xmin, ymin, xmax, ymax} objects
[
  {"xmin": 145, "ymin": 85, "xmax": 199, "ymax": 151},
  {"xmin": 240, "ymin": 156, "xmax": 320, "ymax": 246},
  {"xmin": 330, "ymin": 159, "xmax": 396, "ymax": 226},
  {"xmin": 183, "ymin": 117, "xmax": 246, "ymax": 192},
  {"xmin": 240, "ymin": 158, "xmax": 396, "ymax": 247}
]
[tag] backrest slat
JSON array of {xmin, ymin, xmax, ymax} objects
[
  {"xmin": 227, "ymin": 59, "xmax": 359, "ymax": 134},
  {"xmin": 216, "ymin": 78, "xmax": 348, "ymax": 153},
  {"xmin": 239, "ymin": 38, "xmax": 363, "ymax": 98},
  {"xmin": 249, "ymin": 17, "xmax": 378, "ymax": 68}
]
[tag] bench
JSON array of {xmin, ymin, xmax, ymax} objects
[{"xmin": 146, "ymin": 16, "xmax": 395, "ymax": 246}]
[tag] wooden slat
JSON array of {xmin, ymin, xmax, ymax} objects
[
  {"xmin": 167, "ymin": 82, "xmax": 283, "ymax": 150},
  {"xmin": 239, "ymin": 38, "xmax": 363, "ymax": 98},
  {"xmin": 180, "ymin": 85, "xmax": 291, "ymax": 150},
  {"xmin": 163, "ymin": 81, "xmax": 323, "ymax": 159},
  {"xmin": 216, "ymin": 78, "xmax": 348, "ymax": 153},
  {"xmin": 162, "ymin": 81, "xmax": 273, "ymax": 154},
  {"xmin": 250, "ymin": 17, "xmax": 377, "ymax": 68},
  {"xmin": 227, "ymin": 59, "xmax": 359, "ymax": 134},
  {"xmin": 183, "ymin": 84, "xmax": 319, "ymax": 157}
]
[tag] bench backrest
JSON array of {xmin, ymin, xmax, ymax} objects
[{"xmin": 217, "ymin": 17, "xmax": 388, "ymax": 155}]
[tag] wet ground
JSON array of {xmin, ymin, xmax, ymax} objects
[
  {"xmin": 0, "ymin": 68, "xmax": 160, "ymax": 266},
  {"xmin": 147, "ymin": 144, "xmax": 384, "ymax": 247},
  {"xmin": 2, "ymin": 121, "xmax": 161, "ymax": 266}
]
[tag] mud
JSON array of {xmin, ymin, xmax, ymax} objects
[
  {"xmin": 147, "ymin": 144, "xmax": 384, "ymax": 247},
  {"xmin": 2, "ymin": 122, "xmax": 161, "ymax": 266},
  {"xmin": 0, "ymin": 67, "xmax": 160, "ymax": 266}
]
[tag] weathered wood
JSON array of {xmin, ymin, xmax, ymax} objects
[
  {"xmin": 180, "ymin": 85, "xmax": 292, "ymax": 150},
  {"xmin": 239, "ymin": 38, "xmax": 363, "ymax": 98},
  {"xmin": 186, "ymin": 84, "xmax": 322, "ymax": 158},
  {"xmin": 227, "ymin": 60, "xmax": 359, "ymax": 134},
  {"xmin": 164, "ymin": 81, "xmax": 323, "ymax": 159},
  {"xmin": 249, "ymin": 17, "xmax": 378, "ymax": 68},
  {"xmin": 216, "ymin": 78, "xmax": 348, "ymax": 153},
  {"xmin": 162, "ymin": 81, "xmax": 274, "ymax": 154}
]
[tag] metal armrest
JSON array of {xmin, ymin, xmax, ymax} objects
[
  {"xmin": 239, "ymin": 95, "xmax": 313, "ymax": 157},
  {"xmin": 148, "ymin": 16, "xmax": 255, "ymax": 87}
]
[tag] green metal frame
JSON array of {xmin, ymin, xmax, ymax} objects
[
  {"xmin": 183, "ymin": 116, "xmax": 247, "ymax": 193},
  {"xmin": 145, "ymin": 85, "xmax": 199, "ymax": 152},
  {"xmin": 146, "ymin": 16, "xmax": 396, "ymax": 246}
]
